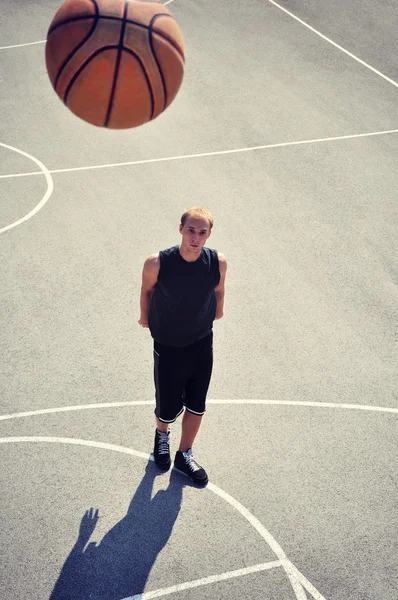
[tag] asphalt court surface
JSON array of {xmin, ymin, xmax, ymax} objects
[{"xmin": 1, "ymin": 0, "xmax": 398, "ymax": 599}]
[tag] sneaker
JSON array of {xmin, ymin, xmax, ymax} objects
[
  {"xmin": 153, "ymin": 429, "xmax": 171, "ymax": 471},
  {"xmin": 174, "ymin": 449, "xmax": 208, "ymax": 487}
]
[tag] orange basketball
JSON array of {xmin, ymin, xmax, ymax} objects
[{"xmin": 45, "ymin": 0, "xmax": 185, "ymax": 128}]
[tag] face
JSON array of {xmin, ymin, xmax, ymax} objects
[{"xmin": 179, "ymin": 217, "xmax": 212, "ymax": 255}]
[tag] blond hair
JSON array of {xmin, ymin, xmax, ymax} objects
[{"xmin": 180, "ymin": 206, "xmax": 214, "ymax": 230}]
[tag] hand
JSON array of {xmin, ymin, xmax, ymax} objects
[
  {"xmin": 214, "ymin": 312, "xmax": 223, "ymax": 320},
  {"xmin": 78, "ymin": 508, "xmax": 99, "ymax": 545},
  {"xmin": 138, "ymin": 318, "xmax": 149, "ymax": 328}
]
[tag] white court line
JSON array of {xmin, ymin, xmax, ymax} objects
[
  {"xmin": 0, "ymin": 40, "xmax": 46, "ymax": 51},
  {"xmin": 267, "ymin": 0, "xmax": 398, "ymax": 88},
  {"xmin": 1, "ymin": 398, "xmax": 398, "ymax": 423},
  {"xmin": 0, "ymin": 401, "xmax": 153, "ymax": 422},
  {"xmin": 0, "ymin": 128, "xmax": 397, "ymax": 180},
  {"xmin": 0, "ymin": 436, "xmax": 324, "ymax": 600},
  {"xmin": 0, "ymin": 142, "xmax": 54, "ymax": 234},
  {"xmin": 122, "ymin": 560, "xmax": 283, "ymax": 600},
  {"xmin": 1, "ymin": 397, "xmax": 394, "ymax": 598}
]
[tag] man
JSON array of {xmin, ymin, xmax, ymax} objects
[{"xmin": 138, "ymin": 207, "xmax": 227, "ymax": 486}]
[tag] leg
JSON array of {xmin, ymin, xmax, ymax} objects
[
  {"xmin": 155, "ymin": 417, "xmax": 169, "ymax": 433},
  {"xmin": 174, "ymin": 333, "xmax": 213, "ymax": 486},
  {"xmin": 153, "ymin": 343, "xmax": 185, "ymax": 426},
  {"xmin": 179, "ymin": 411, "xmax": 203, "ymax": 452},
  {"xmin": 152, "ymin": 342, "xmax": 186, "ymax": 470},
  {"xmin": 180, "ymin": 332, "xmax": 213, "ymax": 450}
]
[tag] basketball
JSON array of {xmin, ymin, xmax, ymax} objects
[{"xmin": 45, "ymin": 0, "xmax": 185, "ymax": 129}]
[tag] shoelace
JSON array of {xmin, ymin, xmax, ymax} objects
[
  {"xmin": 157, "ymin": 433, "xmax": 170, "ymax": 455},
  {"xmin": 182, "ymin": 450, "xmax": 201, "ymax": 472}
]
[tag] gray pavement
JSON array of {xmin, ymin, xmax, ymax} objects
[{"xmin": 1, "ymin": 0, "xmax": 397, "ymax": 599}]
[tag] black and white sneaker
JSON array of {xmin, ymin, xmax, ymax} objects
[
  {"xmin": 153, "ymin": 429, "xmax": 171, "ymax": 471},
  {"xmin": 174, "ymin": 449, "xmax": 208, "ymax": 487}
]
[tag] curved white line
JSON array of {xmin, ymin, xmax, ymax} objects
[
  {"xmin": 0, "ymin": 401, "xmax": 153, "ymax": 422},
  {"xmin": 0, "ymin": 129, "xmax": 396, "ymax": 181},
  {"xmin": 0, "ymin": 436, "xmax": 325, "ymax": 599},
  {"xmin": 210, "ymin": 399, "xmax": 398, "ymax": 414},
  {"xmin": 0, "ymin": 142, "xmax": 53, "ymax": 234},
  {"xmin": 267, "ymin": 0, "xmax": 398, "ymax": 88},
  {"xmin": 207, "ymin": 482, "xmax": 308, "ymax": 600},
  {"xmin": 1, "ymin": 398, "xmax": 398, "ymax": 423}
]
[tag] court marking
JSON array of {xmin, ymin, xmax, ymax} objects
[
  {"xmin": 0, "ymin": 435, "xmax": 326, "ymax": 600},
  {"xmin": 123, "ymin": 560, "xmax": 283, "ymax": 600},
  {"xmin": 123, "ymin": 561, "xmax": 283, "ymax": 600},
  {"xmin": 0, "ymin": 142, "xmax": 54, "ymax": 234},
  {"xmin": 267, "ymin": 0, "xmax": 398, "ymax": 88},
  {"xmin": 0, "ymin": 39, "xmax": 46, "ymax": 51},
  {"xmin": 1, "ymin": 398, "xmax": 398, "ymax": 423},
  {"xmin": 0, "ymin": 1, "xmax": 175, "ymax": 50},
  {"xmin": 0, "ymin": 128, "xmax": 397, "ymax": 181}
]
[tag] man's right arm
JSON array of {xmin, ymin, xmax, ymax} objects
[{"xmin": 138, "ymin": 253, "xmax": 160, "ymax": 328}]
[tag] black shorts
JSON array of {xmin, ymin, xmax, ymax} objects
[{"xmin": 153, "ymin": 332, "xmax": 213, "ymax": 423}]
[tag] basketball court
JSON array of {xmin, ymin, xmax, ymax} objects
[{"xmin": 1, "ymin": 0, "xmax": 397, "ymax": 598}]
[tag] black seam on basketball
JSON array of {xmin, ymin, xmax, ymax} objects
[
  {"xmin": 54, "ymin": 2, "xmax": 99, "ymax": 91},
  {"xmin": 48, "ymin": 15, "xmax": 96, "ymax": 37},
  {"xmin": 149, "ymin": 13, "xmax": 184, "ymax": 61},
  {"xmin": 148, "ymin": 18, "xmax": 167, "ymax": 111},
  {"xmin": 104, "ymin": 1, "xmax": 129, "ymax": 128},
  {"xmin": 122, "ymin": 48, "xmax": 155, "ymax": 121},
  {"xmin": 151, "ymin": 28, "xmax": 184, "ymax": 61},
  {"xmin": 63, "ymin": 45, "xmax": 118, "ymax": 105},
  {"xmin": 47, "ymin": 12, "xmax": 182, "ymax": 58},
  {"xmin": 48, "ymin": 14, "xmax": 161, "ymax": 36}
]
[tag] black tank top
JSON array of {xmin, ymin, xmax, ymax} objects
[{"xmin": 148, "ymin": 245, "xmax": 220, "ymax": 347}]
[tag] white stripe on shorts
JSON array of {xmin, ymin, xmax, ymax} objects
[{"xmin": 184, "ymin": 405, "xmax": 205, "ymax": 416}]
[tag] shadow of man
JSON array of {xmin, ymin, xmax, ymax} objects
[{"xmin": 50, "ymin": 461, "xmax": 186, "ymax": 600}]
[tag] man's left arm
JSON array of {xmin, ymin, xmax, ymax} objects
[{"xmin": 214, "ymin": 252, "xmax": 227, "ymax": 320}]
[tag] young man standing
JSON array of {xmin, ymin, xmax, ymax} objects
[{"xmin": 138, "ymin": 207, "xmax": 227, "ymax": 486}]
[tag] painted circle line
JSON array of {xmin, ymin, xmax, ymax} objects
[
  {"xmin": 0, "ymin": 436, "xmax": 326, "ymax": 600},
  {"xmin": 0, "ymin": 142, "xmax": 54, "ymax": 234},
  {"xmin": 1, "ymin": 396, "xmax": 393, "ymax": 600},
  {"xmin": 1, "ymin": 398, "xmax": 398, "ymax": 423}
]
